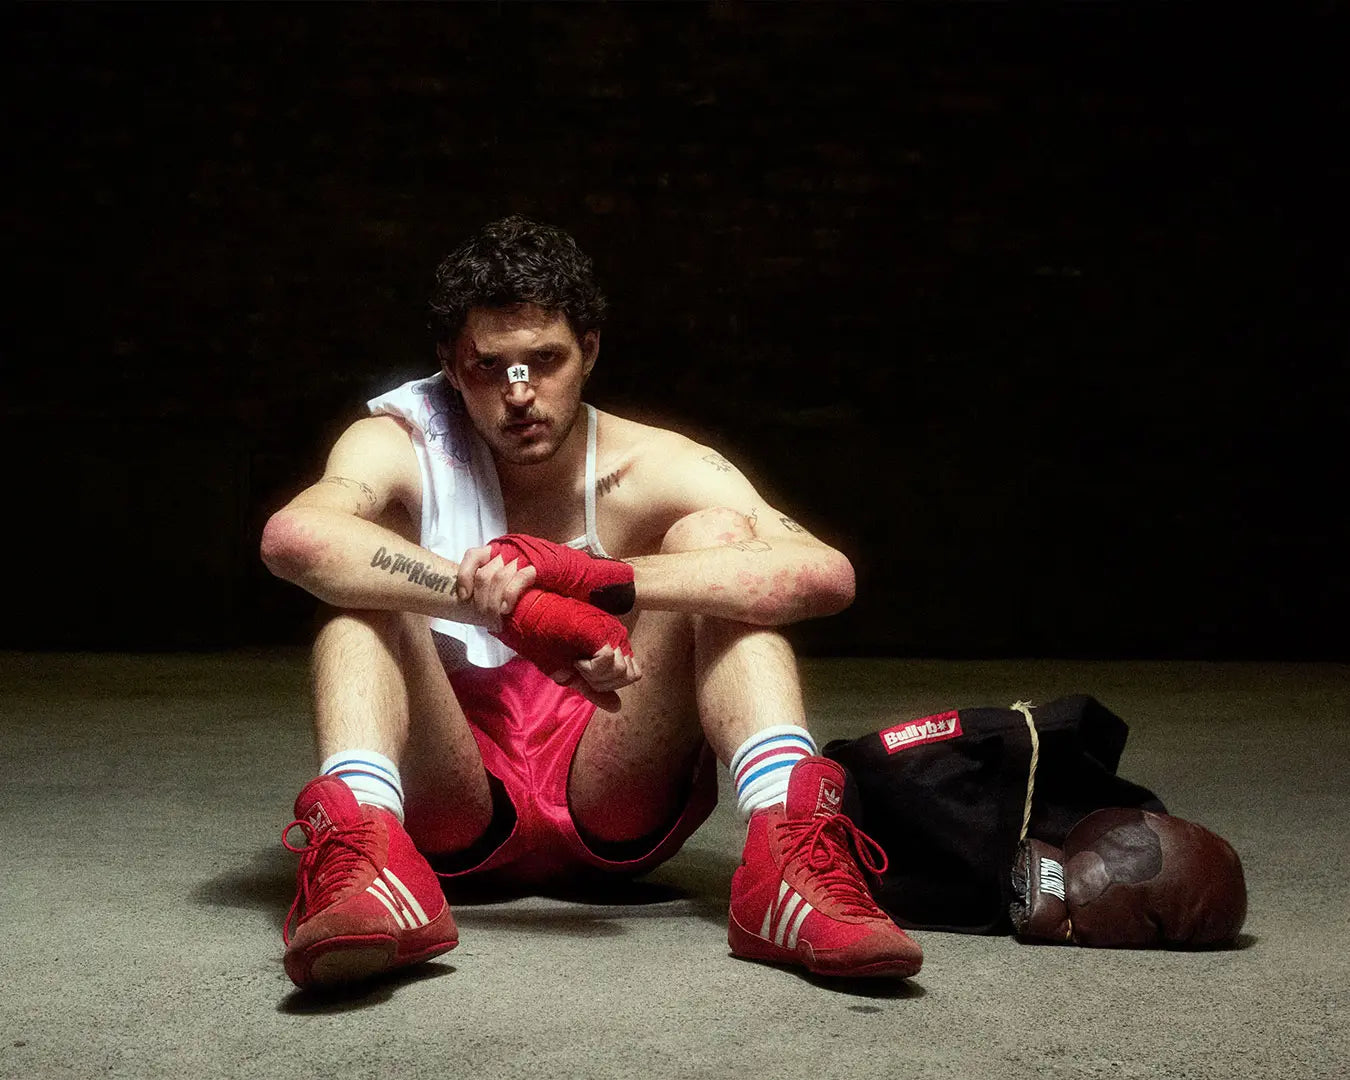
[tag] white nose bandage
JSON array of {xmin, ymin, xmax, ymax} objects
[{"xmin": 507, "ymin": 364, "xmax": 530, "ymax": 385}]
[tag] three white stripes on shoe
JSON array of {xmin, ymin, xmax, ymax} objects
[
  {"xmin": 364, "ymin": 867, "xmax": 433, "ymax": 930},
  {"xmin": 759, "ymin": 879, "xmax": 815, "ymax": 949}
]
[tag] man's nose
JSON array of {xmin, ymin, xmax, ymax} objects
[{"xmin": 504, "ymin": 377, "xmax": 535, "ymax": 407}]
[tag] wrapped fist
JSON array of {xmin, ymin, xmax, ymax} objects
[{"xmin": 488, "ymin": 534, "xmax": 635, "ymax": 614}]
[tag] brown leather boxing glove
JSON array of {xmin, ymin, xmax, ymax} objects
[{"xmin": 1010, "ymin": 808, "xmax": 1247, "ymax": 947}]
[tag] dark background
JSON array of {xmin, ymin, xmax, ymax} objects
[{"xmin": 9, "ymin": 3, "xmax": 1347, "ymax": 659}]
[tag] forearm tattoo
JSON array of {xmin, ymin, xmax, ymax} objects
[
  {"xmin": 702, "ymin": 452, "xmax": 736, "ymax": 474},
  {"xmin": 779, "ymin": 516, "xmax": 807, "ymax": 534},
  {"xmin": 370, "ymin": 546, "xmax": 451, "ymax": 593},
  {"xmin": 322, "ymin": 476, "xmax": 377, "ymax": 508}
]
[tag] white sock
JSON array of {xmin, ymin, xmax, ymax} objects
[
  {"xmin": 729, "ymin": 725, "xmax": 817, "ymax": 819},
  {"xmin": 320, "ymin": 749, "xmax": 405, "ymax": 822}
]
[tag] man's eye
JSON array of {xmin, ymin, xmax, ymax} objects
[{"xmin": 477, "ymin": 358, "xmax": 497, "ymax": 370}]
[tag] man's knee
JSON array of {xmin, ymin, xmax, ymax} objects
[
  {"xmin": 661, "ymin": 506, "xmax": 754, "ymax": 554},
  {"xmin": 314, "ymin": 607, "xmax": 428, "ymax": 664}
]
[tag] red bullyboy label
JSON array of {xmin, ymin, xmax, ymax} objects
[{"xmin": 879, "ymin": 710, "xmax": 963, "ymax": 754}]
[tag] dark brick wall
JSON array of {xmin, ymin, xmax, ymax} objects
[{"xmin": 10, "ymin": 4, "xmax": 1347, "ymax": 657}]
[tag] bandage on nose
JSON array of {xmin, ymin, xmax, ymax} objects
[{"xmin": 507, "ymin": 364, "xmax": 530, "ymax": 385}]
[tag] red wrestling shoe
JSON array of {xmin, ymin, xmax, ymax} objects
[
  {"xmin": 282, "ymin": 777, "xmax": 458, "ymax": 989},
  {"xmin": 728, "ymin": 757, "xmax": 923, "ymax": 978}
]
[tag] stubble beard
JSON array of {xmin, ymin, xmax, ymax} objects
[{"xmin": 482, "ymin": 400, "xmax": 582, "ymax": 467}]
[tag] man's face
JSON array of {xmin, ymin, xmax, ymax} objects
[{"xmin": 442, "ymin": 304, "xmax": 598, "ymax": 467}]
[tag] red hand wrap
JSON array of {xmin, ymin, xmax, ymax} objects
[
  {"xmin": 488, "ymin": 534, "xmax": 635, "ymax": 614},
  {"xmin": 492, "ymin": 588, "xmax": 633, "ymax": 676}
]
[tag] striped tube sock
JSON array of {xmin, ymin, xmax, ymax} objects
[
  {"xmin": 729, "ymin": 725, "xmax": 817, "ymax": 819},
  {"xmin": 320, "ymin": 748, "xmax": 406, "ymax": 822}
]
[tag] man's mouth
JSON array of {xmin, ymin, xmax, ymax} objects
[{"xmin": 503, "ymin": 416, "xmax": 547, "ymax": 436}]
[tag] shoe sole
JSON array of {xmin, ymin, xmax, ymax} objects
[{"xmin": 288, "ymin": 933, "xmax": 459, "ymax": 989}]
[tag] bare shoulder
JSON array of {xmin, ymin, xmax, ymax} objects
[
  {"xmin": 592, "ymin": 407, "xmax": 841, "ymax": 554},
  {"xmin": 593, "ymin": 409, "xmax": 762, "ymax": 532},
  {"xmin": 595, "ymin": 411, "xmax": 730, "ymax": 491},
  {"xmin": 285, "ymin": 414, "xmax": 422, "ymax": 522}
]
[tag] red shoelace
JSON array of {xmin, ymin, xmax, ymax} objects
[
  {"xmin": 281, "ymin": 817, "xmax": 380, "ymax": 944},
  {"xmin": 776, "ymin": 813, "xmax": 891, "ymax": 918}
]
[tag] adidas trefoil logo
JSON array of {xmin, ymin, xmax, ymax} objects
[
  {"xmin": 307, "ymin": 802, "xmax": 334, "ymax": 834},
  {"xmin": 814, "ymin": 778, "xmax": 842, "ymax": 818}
]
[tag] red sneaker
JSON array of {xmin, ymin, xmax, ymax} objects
[
  {"xmin": 728, "ymin": 756, "xmax": 923, "ymax": 978},
  {"xmin": 282, "ymin": 776, "xmax": 458, "ymax": 989}
]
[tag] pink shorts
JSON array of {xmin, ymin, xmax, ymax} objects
[{"xmin": 433, "ymin": 657, "xmax": 718, "ymax": 886}]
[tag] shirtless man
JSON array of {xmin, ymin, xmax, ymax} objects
[{"xmin": 260, "ymin": 215, "xmax": 922, "ymax": 988}]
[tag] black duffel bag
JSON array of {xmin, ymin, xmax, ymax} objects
[{"xmin": 823, "ymin": 694, "xmax": 1165, "ymax": 934}]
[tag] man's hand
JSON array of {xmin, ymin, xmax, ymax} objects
[
  {"xmin": 456, "ymin": 546, "xmax": 641, "ymax": 710},
  {"xmin": 565, "ymin": 643, "xmax": 643, "ymax": 712},
  {"xmin": 486, "ymin": 534, "xmax": 635, "ymax": 614},
  {"xmin": 455, "ymin": 546, "xmax": 538, "ymax": 631},
  {"xmin": 492, "ymin": 589, "xmax": 640, "ymax": 712}
]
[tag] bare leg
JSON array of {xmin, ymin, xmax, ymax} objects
[
  {"xmin": 310, "ymin": 608, "xmax": 493, "ymax": 854},
  {"xmin": 568, "ymin": 508, "xmax": 809, "ymax": 844}
]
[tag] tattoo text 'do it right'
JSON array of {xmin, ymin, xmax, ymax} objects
[{"xmin": 370, "ymin": 545, "xmax": 452, "ymax": 593}]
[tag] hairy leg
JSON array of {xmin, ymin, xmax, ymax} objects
[
  {"xmin": 310, "ymin": 608, "xmax": 493, "ymax": 853},
  {"xmin": 568, "ymin": 507, "xmax": 808, "ymax": 844}
]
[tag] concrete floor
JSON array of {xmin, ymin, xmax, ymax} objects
[{"xmin": 1, "ymin": 652, "xmax": 1346, "ymax": 1080}]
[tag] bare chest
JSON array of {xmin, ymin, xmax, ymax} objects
[{"xmin": 501, "ymin": 466, "xmax": 665, "ymax": 559}]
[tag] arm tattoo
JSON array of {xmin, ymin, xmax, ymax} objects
[
  {"xmin": 596, "ymin": 468, "xmax": 623, "ymax": 497},
  {"xmin": 725, "ymin": 538, "xmax": 772, "ymax": 554},
  {"xmin": 747, "ymin": 507, "xmax": 759, "ymax": 530},
  {"xmin": 370, "ymin": 546, "xmax": 451, "ymax": 593},
  {"xmin": 702, "ymin": 452, "xmax": 736, "ymax": 474},
  {"xmin": 779, "ymin": 516, "xmax": 807, "ymax": 534},
  {"xmin": 322, "ymin": 476, "xmax": 377, "ymax": 507}
]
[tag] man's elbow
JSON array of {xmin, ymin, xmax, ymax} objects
[
  {"xmin": 754, "ymin": 551, "xmax": 855, "ymax": 624},
  {"xmin": 808, "ymin": 550, "xmax": 856, "ymax": 618},
  {"xmin": 259, "ymin": 509, "xmax": 323, "ymax": 584}
]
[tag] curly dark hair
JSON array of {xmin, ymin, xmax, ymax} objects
[{"xmin": 428, "ymin": 215, "xmax": 608, "ymax": 344}]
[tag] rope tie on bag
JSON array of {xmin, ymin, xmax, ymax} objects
[{"xmin": 1010, "ymin": 700, "xmax": 1039, "ymax": 843}]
